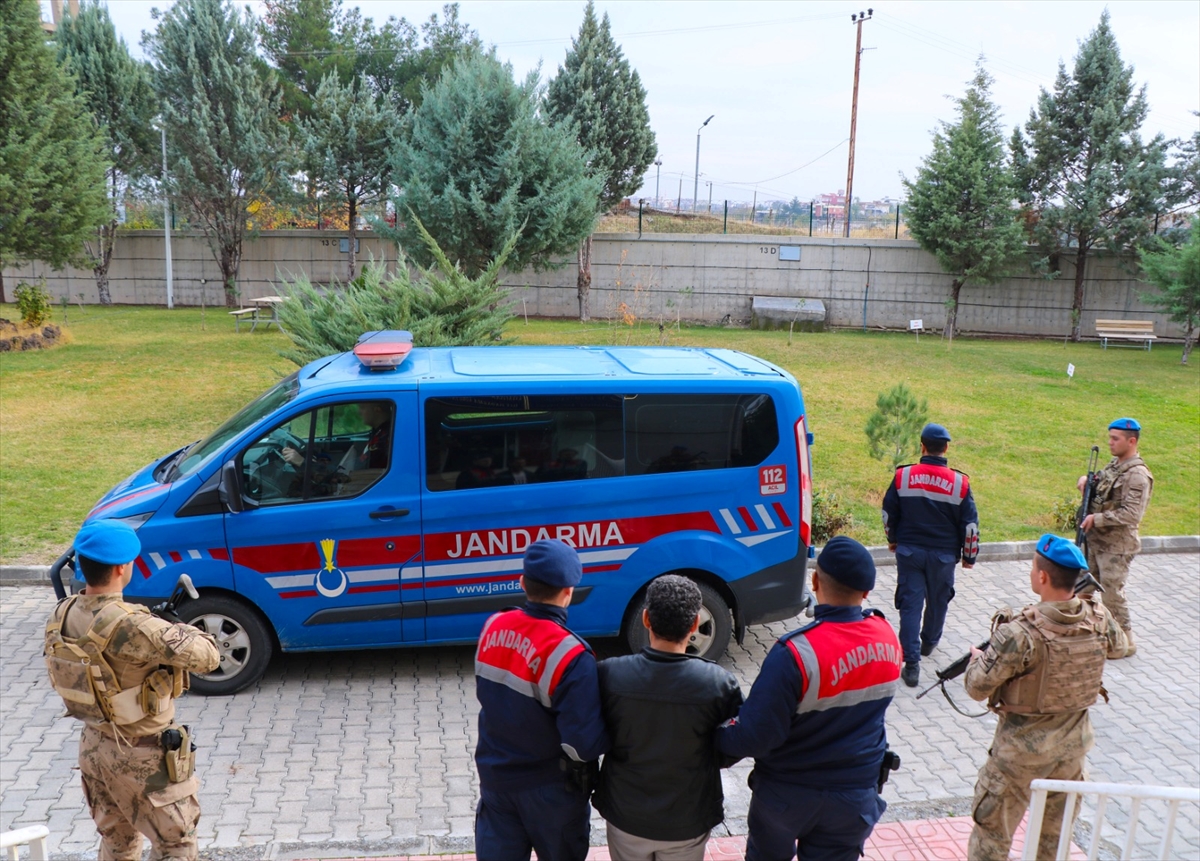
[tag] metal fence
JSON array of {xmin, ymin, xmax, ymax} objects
[{"xmin": 599, "ymin": 202, "xmax": 910, "ymax": 239}]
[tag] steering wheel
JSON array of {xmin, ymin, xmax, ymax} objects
[{"xmin": 265, "ymin": 428, "xmax": 306, "ymax": 456}]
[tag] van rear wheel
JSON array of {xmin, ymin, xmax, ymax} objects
[
  {"xmin": 181, "ymin": 595, "xmax": 273, "ymax": 695},
  {"xmin": 622, "ymin": 580, "xmax": 732, "ymax": 661}
]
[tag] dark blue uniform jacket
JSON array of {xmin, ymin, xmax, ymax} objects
[
  {"xmin": 474, "ymin": 602, "xmax": 610, "ymax": 792},
  {"xmin": 882, "ymin": 455, "xmax": 980, "ymax": 563},
  {"xmin": 717, "ymin": 605, "xmax": 901, "ymax": 790}
]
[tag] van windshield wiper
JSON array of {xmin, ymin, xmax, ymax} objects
[{"xmin": 160, "ymin": 441, "xmax": 199, "ymax": 484}]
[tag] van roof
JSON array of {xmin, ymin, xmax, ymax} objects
[{"xmin": 302, "ymin": 345, "xmax": 787, "ymax": 388}]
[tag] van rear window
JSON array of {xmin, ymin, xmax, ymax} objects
[{"xmin": 424, "ymin": 392, "xmax": 779, "ymax": 490}]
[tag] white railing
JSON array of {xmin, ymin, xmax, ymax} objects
[
  {"xmin": 0, "ymin": 826, "xmax": 49, "ymax": 861},
  {"xmin": 1025, "ymin": 779, "xmax": 1200, "ymax": 861}
]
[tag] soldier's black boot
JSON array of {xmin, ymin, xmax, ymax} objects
[
  {"xmin": 920, "ymin": 641, "xmax": 937, "ymax": 657},
  {"xmin": 902, "ymin": 662, "xmax": 920, "ymax": 687}
]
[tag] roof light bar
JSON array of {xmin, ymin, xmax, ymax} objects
[{"xmin": 353, "ymin": 330, "xmax": 413, "ymax": 371}]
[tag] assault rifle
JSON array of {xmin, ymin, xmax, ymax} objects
[
  {"xmin": 150, "ymin": 574, "xmax": 199, "ymax": 624},
  {"xmin": 1073, "ymin": 446, "xmax": 1105, "ymax": 595},
  {"xmin": 916, "ymin": 641, "xmax": 992, "ymax": 718}
]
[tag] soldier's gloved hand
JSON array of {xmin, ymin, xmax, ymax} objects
[{"xmin": 151, "ymin": 603, "xmax": 184, "ymax": 625}]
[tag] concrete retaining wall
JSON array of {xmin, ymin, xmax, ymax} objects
[{"xmin": 3, "ymin": 231, "xmax": 1184, "ymax": 339}]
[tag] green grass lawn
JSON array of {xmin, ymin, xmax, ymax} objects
[{"xmin": 2, "ymin": 305, "xmax": 1196, "ymax": 564}]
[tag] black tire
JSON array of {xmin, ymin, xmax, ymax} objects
[
  {"xmin": 181, "ymin": 594, "xmax": 274, "ymax": 695},
  {"xmin": 622, "ymin": 579, "xmax": 732, "ymax": 661}
]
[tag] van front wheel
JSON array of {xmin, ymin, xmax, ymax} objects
[
  {"xmin": 181, "ymin": 595, "xmax": 274, "ymax": 695},
  {"xmin": 622, "ymin": 580, "xmax": 732, "ymax": 661}
]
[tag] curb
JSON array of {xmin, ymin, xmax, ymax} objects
[{"xmin": 3, "ymin": 537, "xmax": 1196, "ymax": 586}]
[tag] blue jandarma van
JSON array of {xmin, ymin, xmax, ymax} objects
[{"xmin": 55, "ymin": 332, "xmax": 815, "ymax": 693}]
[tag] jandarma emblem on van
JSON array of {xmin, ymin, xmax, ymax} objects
[{"xmin": 314, "ymin": 538, "xmax": 348, "ymax": 598}]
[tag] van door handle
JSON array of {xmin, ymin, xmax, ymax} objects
[{"xmin": 369, "ymin": 508, "xmax": 410, "ymax": 519}]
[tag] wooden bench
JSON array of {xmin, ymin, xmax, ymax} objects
[
  {"xmin": 229, "ymin": 308, "xmax": 257, "ymax": 333},
  {"xmin": 1095, "ymin": 319, "xmax": 1156, "ymax": 351}
]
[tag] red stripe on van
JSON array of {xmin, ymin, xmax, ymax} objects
[
  {"xmin": 737, "ymin": 507, "xmax": 759, "ymax": 532},
  {"xmin": 169, "ymin": 551, "xmax": 182, "ymax": 563},
  {"xmin": 337, "ymin": 535, "xmax": 422, "ymax": 567},
  {"xmin": 209, "ymin": 548, "xmax": 229, "ymax": 561},
  {"xmin": 772, "ymin": 502, "xmax": 792, "ymax": 527},
  {"xmin": 136, "ymin": 557, "xmax": 151, "ymax": 578},
  {"xmin": 583, "ymin": 564, "xmax": 621, "ymax": 573},
  {"xmin": 279, "ymin": 590, "xmax": 318, "ymax": 599},
  {"xmin": 348, "ymin": 583, "xmax": 400, "ymax": 595},
  {"xmin": 233, "ymin": 543, "xmax": 321, "ymax": 573}
]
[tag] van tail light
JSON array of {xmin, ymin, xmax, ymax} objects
[{"xmin": 795, "ymin": 416, "xmax": 813, "ymax": 548}]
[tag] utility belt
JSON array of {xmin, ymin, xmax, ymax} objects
[{"xmin": 84, "ymin": 723, "xmax": 196, "ymax": 782}]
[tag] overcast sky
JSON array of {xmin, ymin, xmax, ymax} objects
[{"xmin": 60, "ymin": 1, "xmax": 1200, "ymax": 206}]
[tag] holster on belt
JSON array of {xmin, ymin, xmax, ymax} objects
[{"xmin": 162, "ymin": 725, "xmax": 195, "ymax": 783}]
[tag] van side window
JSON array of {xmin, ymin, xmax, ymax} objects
[
  {"xmin": 425, "ymin": 395, "xmax": 624, "ymax": 492},
  {"xmin": 241, "ymin": 400, "xmax": 394, "ymax": 504},
  {"xmin": 626, "ymin": 394, "xmax": 779, "ymax": 475}
]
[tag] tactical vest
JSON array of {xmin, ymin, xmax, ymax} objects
[
  {"xmin": 44, "ymin": 597, "xmax": 185, "ymax": 728},
  {"xmin": 991, "ymin": 597, "xmax": 1108, "ymax": 715}
]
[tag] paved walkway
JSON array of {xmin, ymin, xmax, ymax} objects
[{"xmin": 2, "ymin": 553, "xmax": 1197, "ymax": 860}]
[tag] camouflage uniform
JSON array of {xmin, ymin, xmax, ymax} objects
[
  {"xmin": 47, "ymin": 593, "xmax": 219, "ymax": 860},
  {"xmin": 1085, "ymin": 456, "xmax": 1153, "ymax": 632},
  {"xmin": 963, "ymin": 598, "xmax": 1127, "ymax": 861}
]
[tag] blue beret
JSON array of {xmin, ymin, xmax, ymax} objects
[
  {"xmin": 523, "ymin": 539, "xmax": 582, "ymax": 589},
  {"xmin": 817, "ymin": 536, "xmax": 876, "ymax": 591},
  {"xmin": 1108, "ymin": 417, "xmax": 1141, "ymax": 432},
  {"xmin": 74, "ymin": 520, "xmax": 141, "ymax": 566},
  {"xmin": 1035, "ymin": 534, "xmax": 1088, "ymax": 571},
  {"xmin": 921, "ymin": 423, "xmax": 951, "ymax": 443}
]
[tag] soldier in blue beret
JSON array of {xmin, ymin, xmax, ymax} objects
[
  {"xmin": 1076, "ymin": 417, "xmax": 1153, "ymax": 657},
  {"xmin": 962, "ymin": 535, "xmax": 1127, "ymax": 860}
]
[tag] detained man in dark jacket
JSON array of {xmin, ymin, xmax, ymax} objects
[{"xmin": 593, "ymin": 575, "xmax": 744, "ymax": 861}]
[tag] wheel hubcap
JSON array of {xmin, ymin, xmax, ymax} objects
[
  {"xmin": 190, "ymin": 613, "xmax": 251, "ymax": 680},
  {"xmin": 686, "ymin": 606, "xmax": 716, "ymax": 656}
]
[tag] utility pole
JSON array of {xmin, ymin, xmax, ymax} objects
[
  {"xmin": 161, "ymin": 125, "xmax": 173, "ymax": 310},
  {"xmin": 844, "ymin": 8, "xmax": 872, "ymax": 238},
  {"xmin": 707, "ymin": 181, "xmax": 713, "ymax": 214},
  {"xmin": 654, "ymin": 159, "xmax": 662, "ymax": 207},
  {"xmin": 694, "ymin": 115, "xmax": 714, "ymax": 213},
  {"xmin": 676, "ymin": 176, "xmax": 682, "ymax": 213}
]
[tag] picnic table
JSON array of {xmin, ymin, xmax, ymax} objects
[{"xmin": 230, "ymin": 295, "xmax": 284, "ymax": 332}]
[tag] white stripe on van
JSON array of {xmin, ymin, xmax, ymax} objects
[
  {"xmin": 426, "ymin": 557, "xmax": 525, "ymax": 578},
  {"xmin": 719, "ymin": 509, "xmax": 742, "ymax": 534},
  {"xmin": 267, "ymin": 574, "xmax": 315, "ymax": 589},
  {"xmin": 187, "ymin": 549, "xmax": 202, "ymax": 560},
  {"xmin": 736, "ymin": 529, "xmax": 792, "ymax": 548},
  {"xmin": 577, "ymin": 548, "xmax": 636, "ymax": 564},
  {"xmin": 755, "ymin": 504, "xmax": 777, "ymax": 530},
  {"xmin": 401, "ymin": 565, "xmax": 422, "ymax": 581},
  {"xmin": 347, "ymin": 568, "xmax": 397, "ymax": 583},
  {"xmin": 149, "ymin": 552, "xmax": 166, "ymax": 569}
]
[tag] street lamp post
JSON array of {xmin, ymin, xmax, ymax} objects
[
  {"xmin": 693, "ymin": 115, "xmax": 714, "ymax": 213},
  {"xmin": 707, "ymin": 181, "xmax": 713, "ymax": 214},
  {"xmin": 654, "ymin": 159, "xmax": 662, "ymax": 207},
  {"xmin": 160, "ymin": 124, "xmax": 173, "ymax": 310}
]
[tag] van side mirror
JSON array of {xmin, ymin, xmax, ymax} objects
[{"xmin": 219, "ymin": 460, "xmax": 256, "ymax": 513}]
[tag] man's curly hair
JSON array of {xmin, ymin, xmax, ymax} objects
[{"xmin": 645, "ymin": 575, "xmax": 702, "ymax": 643}]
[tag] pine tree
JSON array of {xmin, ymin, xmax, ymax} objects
[
  {"xmin": 546, "ymin": 1, "xmax": 656, "ymax": 321},
  {"xmin": 277, "ymin": 216, "xmax": 516, "ymax": 366},
  {"xmin": 1011, "ymin": 12, "xmax": 1170, "ymax": 342},
  {"xmin": 382, "ymin": 52, "xmax": 601, "ymax": 277},
  {"xmin": 0, "ymin": 0, "xmax": 109, "ymax": 304},
  {"xmin": 259, "ymin": 0, "xmax": 360, "ymax": 121},
  {"xmin": 56, "ymin": 0, "xmax": 158, "ymax": 305},
  {"xmin": 903, "ymin": 62, "xmax": 1026, "ymax": 340},
  {"xmin": 1140, "ymin": 216, "xmax": 1200, "ymax": 365},
  {"xmin": 144, "ymin": 0, "xmax": 293, "ymax": 307},
  {"xmin": 300, "ymin": 74, "xmax": 398, "ymax": 281},
  {"xmin": 864, "ymin": 384, "xmax": 929, "ymax": 471}
]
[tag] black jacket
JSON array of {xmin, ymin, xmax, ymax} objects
[{"xmin": 593, "ymin": 647, "xmax": 744, "ymax": 841}]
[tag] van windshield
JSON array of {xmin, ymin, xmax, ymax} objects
[{"xmin": 169, "ymin": 372, "xmax": 301, "ymax": 482}]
